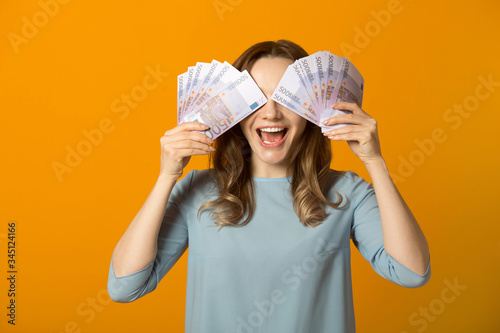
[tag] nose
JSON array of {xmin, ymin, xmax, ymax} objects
[{"xmin": 260, "ymin": 99, "xmax": 282, "ymax": 120}]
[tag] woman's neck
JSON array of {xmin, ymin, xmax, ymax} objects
[{"xmin": 250, "ymin": 159, "xmax": 293, "ymax": 178}]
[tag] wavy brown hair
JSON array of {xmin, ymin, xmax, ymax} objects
[{"xmin": 199, "ymin": 40, "xmax": 344, "ymax": 228}]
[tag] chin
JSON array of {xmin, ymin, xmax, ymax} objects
[{"xmin": 253, "ymin": 148, "xmax": 289, "ymax": 166}]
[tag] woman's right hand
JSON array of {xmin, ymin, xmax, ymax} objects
[{"xmin": 159, "ymin": 122, "xmax": 214, "ymax": 180}]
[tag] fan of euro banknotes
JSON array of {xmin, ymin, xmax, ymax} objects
[
  {"xmin": 177, "ymin": 61, "xmax": 268, "ymax": 139},
  {"xmin": 177, "ymin": 51, "xmax": 364, "ymax": 139},
  {"xmin": 271, "ymin": 51, "xmax": 364, "ymax": 133}
]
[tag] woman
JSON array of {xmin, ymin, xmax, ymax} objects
[{"xmin": 107, "ymin": 40, "xmax": 431, "ymax": 333}]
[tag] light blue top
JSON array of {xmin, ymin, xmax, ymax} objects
[{"xmin": 107, "ymin": 169, "xmax": 431, "ymax": 333}]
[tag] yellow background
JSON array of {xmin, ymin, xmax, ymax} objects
[{"xmin": 1, "ymin": 0, "xmax": 499, "ymax": 332}]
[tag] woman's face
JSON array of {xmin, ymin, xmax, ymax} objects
[{"xmin": 239, "ymin": 57, "xmax": 308, "ymax": 177}]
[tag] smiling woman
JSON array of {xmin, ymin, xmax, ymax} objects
[
  {"xmin": 107, "ymin": 40, "xmax": 431, "ymax": 333},
  {"xmin": 241, "ymin": 58, "xmax": 307, "ymax": 170},
  {"xmin": 200, "ymin": 44, "xmax": 342, "ymax": 229}
]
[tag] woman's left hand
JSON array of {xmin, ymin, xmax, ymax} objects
[{"xmin": 323, "ymin": 101, "xmax": 382, "ymax": 164}]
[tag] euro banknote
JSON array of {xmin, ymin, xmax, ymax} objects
[
  {"xmin": 271, "ymin": 51, "xmax": 364, "ymax": 132},
  {"xmin": 178, "ymin": 64, "xmax": 267, "ymax": 139}
]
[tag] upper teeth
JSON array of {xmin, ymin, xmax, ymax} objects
[{"xmin": 260, "ymin": 128, "xmax": 284, "ymax": 132}]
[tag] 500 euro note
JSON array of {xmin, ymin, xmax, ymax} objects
[
  {"xmin": 180, "ymin": 70, "xmax": 267, "ymax": 139},
  {"xmin": 271, "ymin": 51, "xmax": 364, "ymax": 132}
]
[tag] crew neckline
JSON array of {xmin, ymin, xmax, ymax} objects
[{"xmin": 252, "ymin": 176, "xmax": 293, "ymax": 181}]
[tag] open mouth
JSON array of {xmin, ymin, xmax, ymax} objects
[{"xmin": 257, "ymin": 127, "xmax": 288, "ymax": 145}]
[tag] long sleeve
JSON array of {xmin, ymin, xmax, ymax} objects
[
  {"xmin": 349, "ymin": 172, "xmax": 431, "ymax": 288},
  {"xmin": 107, "ymin": 171, "xmax": 193, "ymax": 303}
]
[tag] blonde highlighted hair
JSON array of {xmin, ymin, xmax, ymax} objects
[{"xmin": 199, "ymin": 40, "xmax": 344, "ymax": 228}]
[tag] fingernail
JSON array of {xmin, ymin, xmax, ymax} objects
[
  {"xmin": 209, "ymin": 146, "xmax": 216, "ymax": 151},
  {"xmin": 201, "ymin": 124, "xmax": 210, "ymax": 128},
  {"xmin": 323, "ymin": 120, "xmax": 328, "ymax": 125}
]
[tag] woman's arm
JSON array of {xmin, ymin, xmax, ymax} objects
[
  {"xmin": 111, "ymin": 122, "xmax": 214, "ymax": 277},
  {"xmin": 323, "ymin": 101, "xmax": 430, "ymax": 275},
  {"xmin": 362, "ymin": 157, "xmax": 429, "ymax": 275},
  {"xmin": 111, "ymin": 175, "xmax": 177, "ymax": 277}
]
